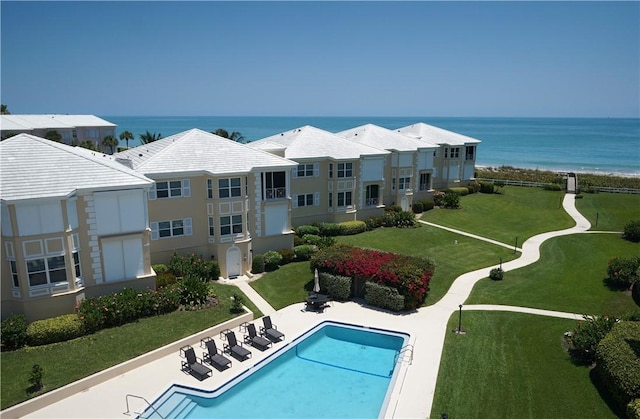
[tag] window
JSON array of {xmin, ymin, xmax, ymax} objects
[
  {"xmin": 9, "ymin": 260, "xmax": 19, "ymax": 288},
  {"xmin": 207, "ymin": 179, "xmax": 213, "ymax": 199},
  {"xmin": 365, "ymin": 185, "xmax": 379, "ymax": 206},
  {"xmin": 296, "ymin": 164, "xmax": 314, "ymax": 177},
  {"xmin": 465, "ymin": 146, "xmax": 475, "ymax": 160},
  {"xmin": 329, "ymin": 163, "xmax": 333, "ymax": 178},
  {"xmin": 328, "ymin": 192, "xmax": 333, "ymax": 208},
  {"xmin": 419, "ymin": 173, "xmax": 431, "ymax": 191},
  {"xmin": 208, "ymin": 217, "xmax": 215, "ymax": 237},
  {"xmin": 337, "ymin": 163, "xmax": 352, "ymax": 178},
  {"xmin": 151, "ymin": 218, "xmax": 192, "ymax": 239},
  {"xmin": 219, "ymin": 178, "xmax": 242, "ymax": 198},
  {"xmin": 220, "ymin": 215, "xmax": 242, "ymax": 236},
  {"xmin": 73, "ymin": 251, "xmax": 81, "ymax": 279},
  {"xmin": 150, "ymin": 180, "xmax": 190, "ymax": 199},
  {"xmin": 398, "ymin": 177, "xmax": 411, "ymax": 190},
  {"xmin": 445, "ymin": 147, "xmax": 460, "ymax": 159},
  {"xmin": 337, "ymin": 191, "xmax": 352, "ymax": 207},
  {"xmin": 263, "ymin": 172, "xmax": 286, "ymax": 200},
  {"xmin": 26, "ymin": 256, "xmax": 67, "ymax": 287},
  {"xmin": 296, "ymin": 193, "xmax": 315, "ymax": 207}
]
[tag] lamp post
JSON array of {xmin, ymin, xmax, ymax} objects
[
  {"xmin": 453, "ymin": 304, "xmax": 466, "ymax": 334},
  {"xmin": 499, "ymin": 257, "xmax": 503, "ymax": 270}
]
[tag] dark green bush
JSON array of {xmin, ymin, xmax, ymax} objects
[
  {"xmin": 606, "ymin": 256, "xmax": 640, "ymax": 290},
  {"xmin": 231, "ymin": 293, "xmax": 245, "ymax": 313},
  {"xmin": 277, "ymin": 248, "xmax": 295, "ymax": 265},
  {"xmin": 1, "ymin": 314, "xmax": 28, "ymax": 350},
  {"xmin": 412, "ymin": 201, "xmax": 424, "ymax": 213},
  {"xmin": 364, "ymin": 282, "xmax": 405, "ymax": 312},
  {"xmin": 294, "ymin": 245, "xmax": 316, "ymax": 261},
  {"xmin": 152, "ymin": 264, "xmax": 169, "ymax": 274},
  {"xmin": 384, "ymin": 205, "xmax": 403, "ymax": 213},
  {"xmin": 155, "ymin": 270, "xmax": 178, "ymax": 289},
  {"xmin": 542, "ymin": 183, "xmax": 562, "ymax": 191},
  {"xmin": 302, "ymin": 234, "xmax": 322, "ymax": 246},
  {"xmin": 168, "ymin": 253, "xmax": 220, "ymax": 281},
  {"xmin": 595, "ymin": 321, "xmax": 640, "ymax": 414},
  {"xmin": 339, "ymin": 220, "xmax": 367, "ymax": 235},
  {"xmin": 318, "ymin": 236, "xmax": 336, "ymax": 249},
  {"xmin": 179, "ymin": 277, "xmax": 211, "ymax": 308},
  {"xmin": 479, "ymin": 181, "xmax": 496, "ymax": 194},
  {"xmin": 251, "ymin": 254, "xmax": 265, "ymax": 274},
  {"xmin": 567, "ymin": 315, "xmax": 617, "ymax": 364},
  {"xmin": 489, "ymin": 268, "xmax": 504, "ymax": 281},
  {"xmin": 448, "ymin": 187, "xmax": 469, "ymax": 196},
  {"xmin": 442, "ymin": 192, "xmax": 460, "ymax": 209},
  {"xmin": 365, "ymin": 216, "xmax": 384, "ymax": 229},
  {"xmin": 29, "ymin": 364, "xmax": 44, "ymax": 391},
  {"xmin": 421, "ymin": 199, "xmax": 435, "ymax": 211},
  {"xmin": 293, "ymin": 235, "xmax": 305, "ymax": 246},
  {"xmin": 315, "ymin": 222, "xmax": 342, "ymax": 237},
  {"xmin": 432, "ymin": 191, "xmax": 445, "ymax": 206},
  {"xmin": 296, "ymin": 225, "xmax": 320, "ymax": 236},
  {"xmin": 383, "ymin": 211, "xmax": 416, "ymax": 228},
  {"xmin": 466, "ymin": 182, "xmax": 481, "ymax": 194},
  {"xmin": 319, "ymin": 272, "xmax": 352, "ymax": 300},
  {"xmin": 263, "ymin": 250, "xmax": 283, "ymax": 271},
  {"xmin": 26, "ymin": 314, "xmax": 85, "ymax": 346},
  {"xmin": 623, "ymin": 220, "xmax": 640, "ymax": 243},
  {"xmin": 628, "ymin": 398, "xmax": 640, "ymax": 419}
]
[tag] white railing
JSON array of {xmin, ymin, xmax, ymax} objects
[{"xmin": 475, "ymin": 178, "xmax": 640, "ymax": 194}]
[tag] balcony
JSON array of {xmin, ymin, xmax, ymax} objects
[{"xmin": 264, "ymin": 187, "xmax": 287, "ymax": 200}]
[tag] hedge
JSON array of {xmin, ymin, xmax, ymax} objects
[
  {"xmin": 294, "ymin": 244, "xmax": 316, "ymax": 261},
  {"xmin": 251, "ymin": 254, "xmax": 265, "ymax": 273},
  {"xmin": 595, "ymin": 321, "xmax": 640, "ymax": 413},
  {"xmin": 263, "ymin": 250, "xmax": 283, "ymax": 271},
  {"xmin": 319, "ymin": 272, "xmax": 352, "ymax": 300},
  {"xmin": 315, "ymin": 222, "xmax": 342, "ymax": 237},
  {"xmin": 448, "ymin": 186, "xmax": 469, "ymax": 196},
  {"xmin": 0, "ymin": 314, "xmax": 28, "ymax": 350},
  {"xmin": 629, "ymin": 398, "xmax": 640, "ymax": 419},
  {"xmin": 296, "ymin": 225, "xmax": 320, "ymax": 236},
  {"xmin": 421, "ymin": 199, "xmax": 435, "ymax": 211},
  {"xmin": 339, "ymin": 220, "xmax": 367, "ymax": 235},
  {"xmin": 26, "ymin": 314, "xmax": 85, "ymax": 346},
  {"xmin": 364, "ymin": 282, "xmax": 405, "ymax": 312}
]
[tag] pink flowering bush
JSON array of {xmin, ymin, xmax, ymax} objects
[
  {"xmin": 168, "ymin": 253, "xmax": 220, "ymax": 281},
  {"xmin": 311, "ymin": 245, "xmax": 434, "ymax": 310}
]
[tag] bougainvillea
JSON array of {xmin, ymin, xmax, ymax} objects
[{"xmin": 311, "ymin": 244, "xmax": 434, "ymax": 310}]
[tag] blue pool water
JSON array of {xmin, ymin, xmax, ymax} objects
[{"xmin": 142, "ymin": 322, "xmax": 408, "ymax": 419}]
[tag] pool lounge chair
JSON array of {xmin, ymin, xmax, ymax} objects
[
  {"xmin": 260, "ymin": 316, "xmax": 285, "ymax": 342},
  {"xmin": 244, "ymin": 323, "xmax": 272, "ymax": 351},
  {"xmin": 224, "ymin": 331, "xmax": 252, "ymax": 361},
  {"xmin": 200, "ymin": 337, "xmax": 232, "ymax": 371},
  {"xmin": 180, "ymin": 345, "xmax": 212, "ymax": 380}
]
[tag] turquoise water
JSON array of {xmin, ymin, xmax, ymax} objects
[
  {"xmin": 105, "ymin": 116, "xmax": 640, "ymax": 176},
  {"xmin": 143, "ymin": 323, "xmax": 407, "ymax": 419}
]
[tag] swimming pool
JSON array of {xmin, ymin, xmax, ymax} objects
[{"xmin": 141, "ymin": 322, "xmax": 409, "ymax": 419}]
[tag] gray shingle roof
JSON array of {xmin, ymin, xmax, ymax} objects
[
  {"xmin": 115, "ymin": 128, "xmax": 297, "ymax": 177},
  {"xmin": 338, "ymin": 124, "xmax": 438, "ymax": 152},
  {"xmin": 0, "ymin": 134, "xmax": 153, "ymax": 202},
  {"xmin": 397, "ymin": 123, "xmax": 481, "ymax": 146},
  {"xmin": 0, "ymin": 114, "xmax": 115, "ymax": 130},
  {"xmin": 248, "ymin": 125, "xmax": 390, "ymax": 160}
]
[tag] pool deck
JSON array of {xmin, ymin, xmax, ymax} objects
[{"xmin": 6, "ymin": 194, "xmax": 591, "ymax": 419}]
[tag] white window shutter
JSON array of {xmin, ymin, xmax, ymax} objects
[
  {"xmin": 185, "ymin": 218, "xmax": 192, "ymax": 236},
  {"xmin": 313, "ymin": 163, "xmax": 319, "ymax": 177},
  {"xmin": 150, "ymin": 222, "xmax": 159, "ymax": 240},
  {"xmin": 314, "ymin": 192, "xmax": 320, "ymax": 206},
  {"xmin": 292, "ymin": 168, "xmax": 298, "ymax": 178},
  {"xmin": 183, "ymin": 179, "xmax": 191, "ymax": 197},
  {"xmin": 207, "ymin": 203, "xmax": 214, "ymax": 216},
  {"xmin": 292, "ymin": 194, "xmax": 298, "ymax": 208},
  {"xmin": 148, "ymin": 184, "xmax": 157, "ymax": 200}
]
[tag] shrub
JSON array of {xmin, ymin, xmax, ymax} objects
[
  {"xmin": 339, "ymin": 220, "xmax": 367, "ymax": 235},
  {"xmin": 29, "ymin": 364, "xmax": 44, "ymax": 391},
  {"xmin": 383, "ymin": 211, "xmax": 416, "ymax": 228},
  {"xmin": 567, "ymin": 315, "xmax": 617, "ymax": 365},
  {"xmin": 606, "ymin": 256, "xmax": 640, "ymax": 290},
  {"xmin": 432, "ymin": 191, "xmax": 446, "ymax": 206},
  {"xmin": 412, "ymin": 201, "xmax": 424, "ymax": 214},
  {"xmin": 364, "ymin": 282, "xmax": 405, "ymax": 312},
  {"xmin": 26, "ymin": 314, "xmax": 85, "ymax": 346},
  {"xmin": 293, "ymin": 235, "xmax": 305, "ymax": 246},
  {"xmin": 442, "ymin": 192, "xmax": 460, "ymax": 209},
  {"xmin": 1, "ymin": 314, "xmax": 28, "ymax": 350},
  {"xmin": 365, "ymin": 216, "xmax": 384, "ymax": 230},
  {"xmin": 263, "ymin": 250, "xmax": 283, "ymax": 271},
  {"xmin": 448, "ymin": 187, "xmax": 469, "ymax": 196},
  {"xmin": 318, "ymin": 272, "xmax": 352, "ymax": 300},
  {"xmin": 317, "ymin": 236, "xmax": 336, "ymax": 249},
  {"xmin": 542, "ymin": 183, "xmax": 562, "ymax": 191},
  {"xmin": 155, "ymin": 270, "xmax": 178, "ymax": 289},
  {"xmin": 277, "ymin": 248, "xmax": 295, "ymax": 265},
  {"xmin": 466, "ymin": 182, "xmax": 481, "ymax": 194},
  {"xmin": 479, "ymin": 181, "xmax": 496, "ymax": 194},
  {"xmin": 315, "ymin": 222, "xmax": 342, "ymax": 237},
  {"xmin": 168, "ymin": 253, "xmax": 220, "ymax": 281},
  {"xmin": 302, "ymin": 234, "xmax": 322, "ymax": 246},
  {"xmin": 489, "ymin": 268, "xmax": 504, "ymax": 281},
  {"xmin": 179, "ymin": 277, "xmax": 210, "ymax": 308},
  {"xmin": 421, "ymin": 199, "xmax": 435, "ymax": 211},
  {"xmin": 294, "ymin": 245, "xmax": 316, "ymax": 261},
  {"xmin": 251, "ymin": 254, "xmax": 265, "ymax": 274},
  {"xmin": 385, "ymin": 205, "xmax": 403, "ymax": 213},
  {"xmin": 623, "ymin": 220, "xmax": 640, "ymax": 243},
  {"xmin": 230, "ymin": 293, "xmax": 245, "ymax": 313},
  {"xmin": 152, "ymin": 264, "xmax": 169, "ymax": 274},
  {"xmin": 595, "ymin": 321, "xmax": 640, "ymax": 414},
  {"xmin": 628, "ymin": 398, "xmax": 640, "ymax": 419},
  {"xmin": 296, "ymin": 225, "xmax": 320, "ymax": 236}
]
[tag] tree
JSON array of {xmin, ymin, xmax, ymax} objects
[
  {"xmin": 139, "ymin": 130, "xmax": 162, "ymax": 144},
  {"xmin": 102, "ymin": 135, "xmax": 118, "ymax": 154},
  {"xmin": 119, "ymin": 130, "xmax": 134, "ymax": 149},
  {"xmin": 1, "ymin": 104, "xmax": 10, "ymax": 115},
  {"xmin": 44, "ymin": 130, "xmax": 62, "ymax": 142},
  {"xmin": 77, "ymin": 141, "xmax": 98, "ymax": 151},
  {"xmin": 213, "ymin": 128, "xmax": 245, "ymax": 143}
]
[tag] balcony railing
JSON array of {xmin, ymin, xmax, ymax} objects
[
  {"xmin": 264, "ymin": 187, "xmax": 287, "ymax": 200},
  {"xmin": 365, "ymin": 198, "xmax": 379, "ymax": 206}
]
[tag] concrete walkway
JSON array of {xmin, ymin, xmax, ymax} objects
[{"xmin": 12, "ymin": 193, "xmax": 596, "ymax": 419}]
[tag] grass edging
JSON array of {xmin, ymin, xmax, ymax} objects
[{"xmin": 1, "ymin": 310, "xmax": 253, "ymax": 418}]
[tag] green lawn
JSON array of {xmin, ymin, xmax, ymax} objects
[
  {"xmin": 335, "ymin": 225, "xmax": 518, "ymax": 305},
  {"xmin": 575, "ymin": 192, "xmax": 640, "ymax": 231},
  {"xmin": 421, "ymin": 186, "xmax": 574, "ymax": 244},
  {"xmin": 0, "ymin": 282, "xmax": 261, "ymax": 410},
  {"xmin": 467, "ymin": 234, "xmax": 640, "ymax": 317},
  {"xmin": 250, "ymin": 261, "xmax": 313, "ymax": 310},
  {"xmin": 430, "ymin": 311, "xmax": 619, "ymax": 418}
]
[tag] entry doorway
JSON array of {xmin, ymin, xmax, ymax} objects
[{"xmin": 226, "ymin": 246, "xmax": 242, "ymax": 278}]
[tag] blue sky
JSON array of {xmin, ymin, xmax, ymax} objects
[{"xmin": 1, "ymin": 1, "xmax": 638, "ymax": 117}]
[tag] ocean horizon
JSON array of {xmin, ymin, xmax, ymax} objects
[{"xmin": 104, "ymin": 116, "xmax": 640, "ymax": 177}]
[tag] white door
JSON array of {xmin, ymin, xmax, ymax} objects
[
  {"xmin": 226, "ymin": 246, "xmax": 242, "ymax": 278},
  {"xmin": 400, "ymin": 196, "xmax": 409, "ymax": 212}
]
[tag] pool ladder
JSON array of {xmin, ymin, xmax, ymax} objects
[
  {"xmin": 395, "ymin": 344, "xmax": 414, "ymax": 365},
  {"xmin": 125, "ymin": 394, "xmax": 165, "ymax": 419}
]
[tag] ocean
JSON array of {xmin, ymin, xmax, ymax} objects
[{"xmin": 103, "ymin": 116, "xmax": 640, "ymax": 177}]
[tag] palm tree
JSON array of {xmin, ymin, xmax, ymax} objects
[
  {"xmin": 119, "ymin": 130, "xmax": 134, "ymax": 149},
  {"xmin": 1, "ymin": 104, "xmax": 10, "ymax": 115},
  {"xmin": 77, "ymin": 141, "xmax": 98, "ymax": 151},
  {"xmin": 102, "ymin": 135, "xmax": 118, "ymax": 154},
  {"xmin": 139, "ymin": 130, "xmax": 162, "ymax": 144},
  {"xmin": 213, "ymin": 128, "xmax": 245, "ymax": 143}
]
